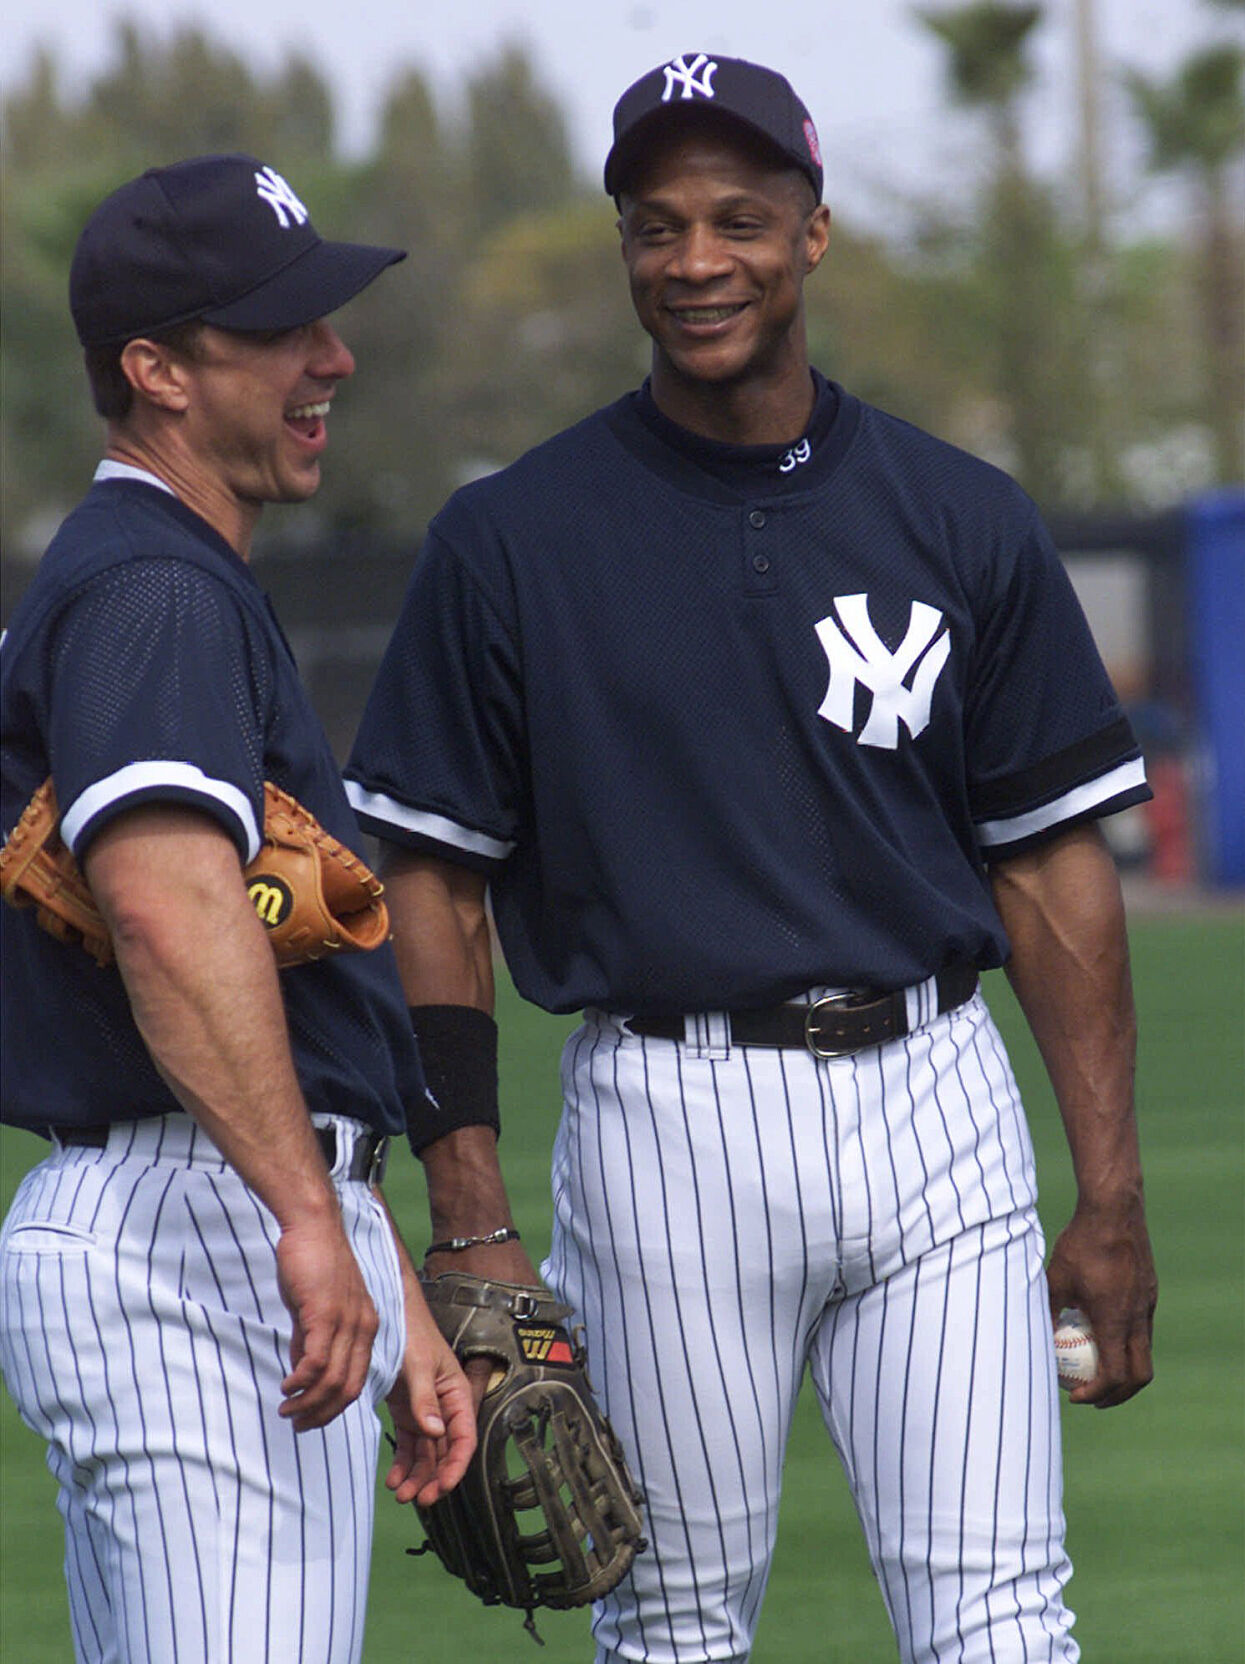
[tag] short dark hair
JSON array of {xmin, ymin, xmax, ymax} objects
[{"xmin": 83, "ymin": 319, "xmax": 208, "ymax": 421}]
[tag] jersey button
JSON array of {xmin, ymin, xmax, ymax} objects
[
  {"xmin": 752, "ymin": 554, "xmax": 771, "ymax": 574},
  {"xmin": 749, "ymin": 510, "xmax": 767, "ymax": 529}
]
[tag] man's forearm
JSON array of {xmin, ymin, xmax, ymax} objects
[
  {"xmin": 990, "ymin": 822, "xmax": 1143, "ymax": 1206},
  {"xmin": 86, "ymin": 807, "xmax": 338, "ymax": 1227},
  {"xmin": 990, "ymin": 821, "xmax": 1156, "ymax": 1402},
  {"xmin": 378, "ymin": 846, "xmax": 495, "ymax": 1009},
  {"xmin": 375, "ymin": 847, "xmax": 541, "ymax": 1283}
]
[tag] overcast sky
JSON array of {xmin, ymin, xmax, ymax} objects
[{"xmin": 4, "ymin": 0, "xmax": 1241, "ymax": 231}]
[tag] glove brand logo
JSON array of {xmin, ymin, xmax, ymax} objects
[
  {"xmin": 814, "ymin": 594, "xmax": 951, "ymax": 749},
  {"xmin": 253, "ymin": 166, "xmax": 310, "ymax": 229},
  {"xmin": 247, "ymin": 873, "xmax": 294, "ymax": 927},
  {"xmin": 661, "ymin": 53, "xmax": 719, "ymax": 101},
  {"xmin": 517, "ymin": 1324, "xmax": 575, "ymax": 1365}
]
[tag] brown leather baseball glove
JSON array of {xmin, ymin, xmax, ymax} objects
[
  {"xmin": 410, "ymin": 1272, "xmax": 646, "ymax": 1641},
  {"xmin": 0, "ymin": 776, "xmax": 389, "ymax": 968}
]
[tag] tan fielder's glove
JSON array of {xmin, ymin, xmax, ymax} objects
[
  {"xmin": 410, "ymin": 1273, "xmax": 646, "ymax": 1642},
  {"xmin": 0, "ymin": 777, "xmax": 389, "ymax": 969}
]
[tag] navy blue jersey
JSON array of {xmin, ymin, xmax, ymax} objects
[
  {"xmin": 346, "ymin": 376, "xmax": 1150, "ymax": 1015},
  {"xmin": 1, "ymin": 465, "xmax": 421, "ymax": 1136}
]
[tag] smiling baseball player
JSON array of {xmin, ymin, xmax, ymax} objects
[
  {"xmin": 345, "ymin": 55, "xmax": 1158, "ymax": 1664},
  {"xmin": 0, "ymin": 155, "xmax": 474, "ymax": 1664}
]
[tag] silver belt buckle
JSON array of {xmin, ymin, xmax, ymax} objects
[
  {"xmin": 366, "ymin": 1135, "xmax": 390, "ymax": 1187},
  {"xmin": 804, "ymin": 992, "xmax": 863, "ymax": 1059}
]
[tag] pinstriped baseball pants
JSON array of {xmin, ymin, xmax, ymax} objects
[
  {"xmin": 0, "ymin": 1113, "xmax": 405, "ymax": 1664},
  {"xmin": 544, "ymin": 991, "xmax": 1077, "ymax": 1664}
]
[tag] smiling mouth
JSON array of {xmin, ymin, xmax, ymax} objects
[
  {"xmin": 285, "ymin": 400, "xmax": 331, "ymax": 441},
  {"xmin": 668, "ymin": 303, "xmax": 747, "ymax": 326}
]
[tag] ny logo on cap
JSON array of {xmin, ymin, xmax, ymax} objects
[
  {"xmin": 661, "ymin": 53, "xmax": 718, "ymax": 102},
  {"xmin": 815, "ymin": 594, "xmax": 951, "ymax": 749},
  {"xmin": 254, "ymin": 166, "xmax": 309, "ymax": 229}
]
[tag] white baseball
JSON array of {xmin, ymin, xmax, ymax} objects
[{"xmin": 1053, "ymin": 1307, "xmax": 1099, "ymax": 1391}]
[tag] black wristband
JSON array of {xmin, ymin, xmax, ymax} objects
[{"xmin": 406, "ymin": 1004, "xmax": 500, "ymax": 1156}]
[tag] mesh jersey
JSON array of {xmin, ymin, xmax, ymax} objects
[
  {"xmin": 1, "ymin": 472, "xmax": 421, "ymax": 1135},
  {"xmin": 346, "ymin": 376, "xmax": 1150, "ymax": 1015}
]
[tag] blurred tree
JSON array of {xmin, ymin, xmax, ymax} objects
[
  {"xmin": 59, "ymin": 21, "xmax": 333, "ymax": 168},
  {"xmin": 1126, "ymin": 43, "xmax": 1245, "ymax": 483},
  {"xmin": 806, "ymin": 219, "xmax": 996, "ymax": 447},
  {"xmin": 916, "ymin": 3, "xmax": 1077, "ymax": 507},
  {"xmin": 1, "ymin": 14, "xmax": 1236, "ymax": 569},
  {"xmin": 2, "ymin": 48, "xmax": 74, "ymax": 173},
  {"xmin": 446, "ymin": 200, "xmax": 637, "ymax": 470},
  {"xmin": 462, "ymin": 43, "xmax": 577, "ymax": 231},
  {"xmin": 290, "ymin": 66, "xmax": 466, "ymax": 541},
  {"xmin": 0, "ymin": 168, "xmax": 103, "ymax": 550},
  {"xmin": 916, "ymin": 2, "xmax": 1042, "ymax": 165}
]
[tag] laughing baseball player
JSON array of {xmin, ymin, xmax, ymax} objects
[
  {"xmin": 0, "ymin": 156, "xmax": 474, "ymax": 1663},
  {"xmin": 345, "ymin": 55, "xmax": 1158, "ymax": 1664}
]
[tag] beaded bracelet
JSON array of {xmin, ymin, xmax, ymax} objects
[{"xmin": 425, "ymin": 1226, "xmax": 521, "ymax": 1256}]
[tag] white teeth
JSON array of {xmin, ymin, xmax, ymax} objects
[
  {"xmin": 287, "ymin": 401, "xmax": 330, "ymax": 420},
  {"xmin": 675, "ymin": 306, "xmax": 741, "ymax": 324}
]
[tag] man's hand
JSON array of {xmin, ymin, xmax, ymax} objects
[
  {"xmin": 369, "ymin": 1189, "xmax": 477, "ymax": 1503},
  {"xmin": 384, "ymin": 1280, "xmax": 478, "ymax": 1506},
  {"xmin": 1046, "ymin": 1197, "xmax": 1156, "ymax": 1407},
  {"xmin": 275, "ymin": 1210, "xmax": 380, "ymax": 1431},
  {"xmin": 423, "ymin": 1237, "xmax": 547, "ymax": 1408}
]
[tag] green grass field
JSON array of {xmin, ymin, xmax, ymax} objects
[{"xmin": 2, "ymin": 914, "xmax": 1242, "ymax": 1662}]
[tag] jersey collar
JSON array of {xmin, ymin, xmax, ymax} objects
[
  {"xmin": 94, "ymin": 459, "xmax": 177, "ymax": 496},
  {"xmin": 616, "ymin": 369, "xmax": 859, "ymax": 504}
]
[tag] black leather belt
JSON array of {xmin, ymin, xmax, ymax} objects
[
  {"xmin": 52, "ymin": 1121, "xmax": 390, "ymax": 1184},
  {"xmin": 625, "ymin": 961, "xmax": 979, "ymax": 1059}
]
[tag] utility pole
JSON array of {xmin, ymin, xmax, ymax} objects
[
  {"xmin": 1074, "ymin": 0, "xmax": 1106, "ymax": 254},
  {"xmin": 1073, "ymin": 0, "xmax": 1119, "ymax": 500}
]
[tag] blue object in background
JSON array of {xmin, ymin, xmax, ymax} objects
[{"xmin": 1186, "ymin": 490, "xmax": 1245, "ymax": 887}]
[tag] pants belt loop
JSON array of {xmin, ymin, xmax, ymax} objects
[
  {"xmin": 905, "ymin": 974, "xmax": 929, "ymax": 1034},
  {"xmin": 686, "ymin": 1011, "xmax": 730, "ymax": 1060}
]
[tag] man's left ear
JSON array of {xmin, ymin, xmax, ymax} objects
[
  {"xmin": 805, "ymin": 204, "xmax": 831, "ymax": 274},
  {"xmin": 119, "ymin": 338, "xmax": 193, "ymax": 413}
]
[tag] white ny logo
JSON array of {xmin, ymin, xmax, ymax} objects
[
  {"xmin": 661, "ymin": 53, "xmax": 718, "ymax": 101},
  {"xmin": 815, "ymin": 594, "xmax": 951, "ymax": 749},
  {"xmin": 254, "ymin": 166, "xmax": 309, "ymax": 229}
]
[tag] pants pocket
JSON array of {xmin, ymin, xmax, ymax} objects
[{"xmin": 1, "ymin": 1220, "xmax": 96, "ymax": 1253}]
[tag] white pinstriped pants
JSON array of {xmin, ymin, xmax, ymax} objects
[
  {"xmin": 0, "ymin": 1113, "xmax": 405, "ymax": 1664},
  {"xmin": 544, "ymin": 990, "xmax": 1077, "ymax": 1664}
]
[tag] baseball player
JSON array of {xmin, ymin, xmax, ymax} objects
[
  {"xmin": 0, "ymin": 156, "xmax": 474, "ymax": 1664},
  {"xmin": 345, "ymin": 55, "xmax": 1157, "ymax": 1664}
]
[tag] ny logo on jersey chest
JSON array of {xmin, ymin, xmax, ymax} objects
[{"xmin": 815, "ymin": 593, "xmax": 951, "ymax": 749}]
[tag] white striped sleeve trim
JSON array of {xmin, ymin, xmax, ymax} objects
[
  {"xmin": 344, "ymin": 781, "xmax": 515, "ymax": 862},
  {"xmin": 974, "ymin": 756, "xmax": 1148, "ymax": 848},
  {"xmin": 61, "ymin": 763, "xmax": 261, "ymax": 861}
]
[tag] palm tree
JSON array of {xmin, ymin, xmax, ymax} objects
[
  {"xmin": 1127, "ymin": 44, "xmax": 1245, "ymax": 484},
  {"xmin": 917, "ymin": 4, "xmax": 1069, "ymax": 505},
  {"xmin": 917, "ymin": 2, "xmax": 1042, "ymax": 169}
]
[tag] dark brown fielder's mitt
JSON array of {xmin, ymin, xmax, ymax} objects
[{"xmin": 411, "ymin": 1272, "xmax": 646, "ymax": 1642}]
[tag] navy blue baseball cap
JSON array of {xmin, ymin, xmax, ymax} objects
[
  {"xmin": 604, "ymin": 53, "xmax": 824, "ymax": 201},
  {"xmin": 70, "ymin": 154, "xmax": 406, "ymax": 348}
]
